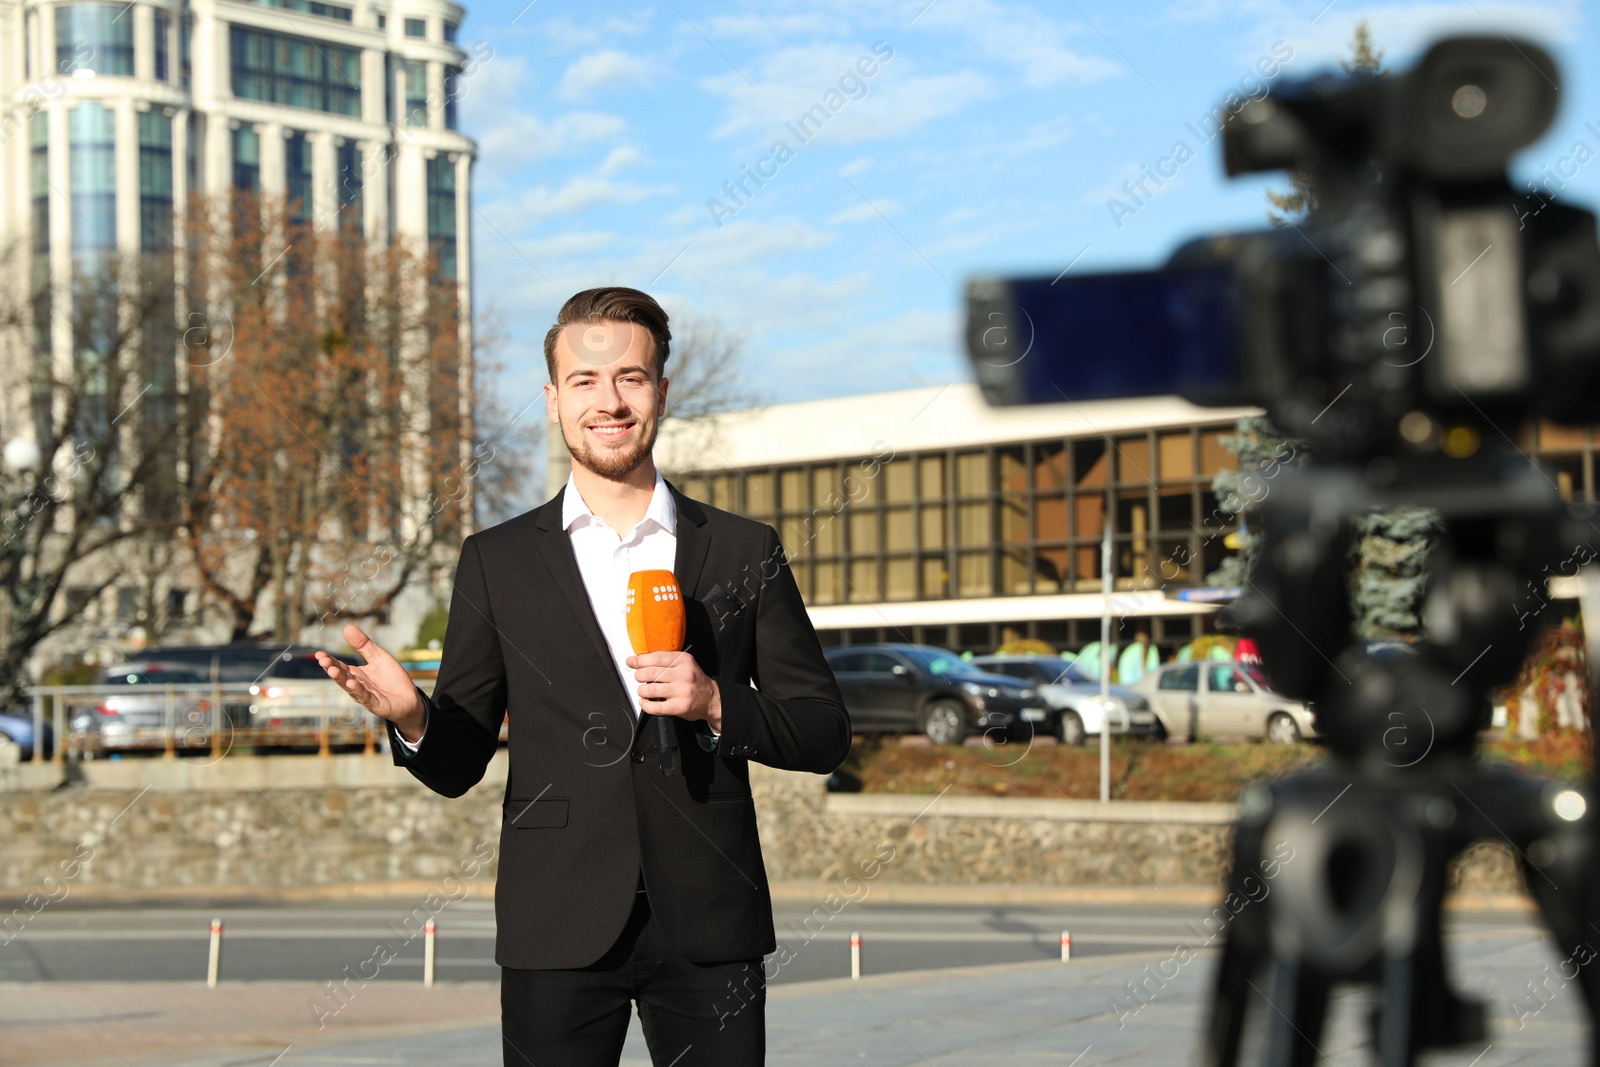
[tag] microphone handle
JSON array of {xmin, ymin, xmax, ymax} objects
[{"xmin": 653, "ymin": 711, "xmax": 677, "ymax": 776}]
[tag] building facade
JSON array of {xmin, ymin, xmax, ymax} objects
[
  {"xmin": 552, "ymin": 384, "xmax": 1256, "ymax": 658},
  {"xmin": 0, "ymin": 0, "xmax": 476, "ymax": 662}
]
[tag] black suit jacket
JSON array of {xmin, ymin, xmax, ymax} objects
[{"xmin": 387, "ymin": 479, "xmax": 851, "ymax": 969}]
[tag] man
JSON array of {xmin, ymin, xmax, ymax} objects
[{"xmin": 315, "ymin": 287, "xmax": 851, "ymax": 1066}]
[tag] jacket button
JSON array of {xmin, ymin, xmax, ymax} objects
[{"xmin": 632, "ymin": 749, "xmax": 646, "ymax": 763}]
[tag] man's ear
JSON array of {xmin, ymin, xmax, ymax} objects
[
  {"xmin": 656, "ymin": 374, "xmax": 670, "ymax": 416},
  {"xmin": 544, "ymin": 381, "xmax": 558, "ymax": 422}
]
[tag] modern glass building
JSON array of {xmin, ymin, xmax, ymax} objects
[
  {"xmin": 0, "ymin": 0, "xmax": 475, "ymax": 652},
  {"xmin": 0, "ymin": 0, "xmax": 476, "ymax": 368}
]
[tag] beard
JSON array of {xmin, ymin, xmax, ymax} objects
[{"xmin": 561, "ymin": 415, "xmax": 659, "ymax": 480}]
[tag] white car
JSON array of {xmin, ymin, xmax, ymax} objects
[
  {"xmin": 1134, "ymin": 661, "xmax": 1317, "ymax": 743},
  {"xmin": 970, "ymin": 654, "xmax": 1161, "ymax": 745}
]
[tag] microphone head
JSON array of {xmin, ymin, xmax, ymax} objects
[{"xmin": 626, "ymin": 569, "xmax": 686, "ymax": 654}]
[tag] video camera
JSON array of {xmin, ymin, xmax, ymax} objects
[{"xmin": 966, "ymin": 37, "xmax": 1600, "ymax": 1066}]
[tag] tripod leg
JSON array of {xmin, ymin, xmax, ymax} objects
[{"xmin": 1261, "ymin": 958, "xmax": 1332, "ymax": 1067}]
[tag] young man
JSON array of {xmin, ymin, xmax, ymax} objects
[{"xmin": 315, "ymin": 287, "xmax": 850, "ymax": 1066}]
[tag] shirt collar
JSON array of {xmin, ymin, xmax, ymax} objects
[{"xmin": 562, "ymin": 468, "xmax": 677, "ymax": 537}]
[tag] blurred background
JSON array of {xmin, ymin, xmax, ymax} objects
[{"xmin": 2, "ymin": 1, "xmax": 1598, "ymax": 1065}]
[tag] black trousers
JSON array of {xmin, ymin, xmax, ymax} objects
[{"xmin": 500, "ymin": 882, "xmax": 766, "ymax": 1067}]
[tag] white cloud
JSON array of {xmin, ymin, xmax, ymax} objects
[
  {"xmin": 839, "ymin": 156, "xmax": 873, "ymax": 176},
  {"xmin": 913, "ymin": 0, "xmax": 1124, "ymax": 88},
  {"xmin": 828, "ymin": 198, "xmax": 903, "ymax": 225},
  {"xmin": 702, "ymin": 44, "xmax": 990, "ymax": 146},
  {"xmin": 557, "ymin": 49, "xmax": 659, "ymax": 100},
  {"xmin": 461, "ymin": 56, "xmax": 628, "ymax": 179}
]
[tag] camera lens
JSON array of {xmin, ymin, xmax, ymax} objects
[{"xmin": 1450, "ymin": 84, "xmax": 1487, "ymax": 119}]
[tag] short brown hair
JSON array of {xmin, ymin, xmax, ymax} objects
[{"xmin": 543, "ymin": 287, "xmax": 672, "ymax": 383}]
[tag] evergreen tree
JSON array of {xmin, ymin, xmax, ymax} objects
[{"xmin": 1264, "ymin": 20, "xmax": 1385, "ymax": 227}]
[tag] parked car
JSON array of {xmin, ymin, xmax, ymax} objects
[
  {"xmin": 1134, "ymin": 661, "xmax": 1317, "ymax": 743},
  {"xmin": 823, "ymin": 643, "xmax": 1050, "ymax": 745},
  {"xmin": 137, "ymin": 643, "xmax": 364, "ymax": 731},
  {"xmin": 69, "ymin": 664, "xmax": 213, "ymax": 754},
  {"xmin": 969, "ymin": 654, "xmax": 1160, "ymax": 745},
  {"xmin": 0, "ymin": 708, "xmax": 55, "ymax": 760},
  {"xmin": 248, "ymin": 651, "xmax": 364, "ymax": 726}
]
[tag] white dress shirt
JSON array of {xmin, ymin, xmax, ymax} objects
[{"xmin": 397, "ymin": 468, "xmax": 679, "ymax": 752}]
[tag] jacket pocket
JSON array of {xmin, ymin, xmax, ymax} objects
[{"xmin": 505, "ymin": 796, "xmax": 569, "ymax": 828}]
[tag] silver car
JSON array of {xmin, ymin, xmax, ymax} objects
[
  {"xmin": 1134, "ymin": 661, "xmax": 1317, "ymax": 743},
  {"xmin": 970, "ymin": 654, "xmax": 1161, "ymax": 745},
  {"xmin": 70, "ymin": 664, "xmax": 213, "ymax": 754}
]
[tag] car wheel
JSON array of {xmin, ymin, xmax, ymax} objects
[
  {"xmin": 1056, "ymin": 711, "xmax": 1086, "ymax": 746},
  {"xmin": 1266, "ymin": 712, "xmax": 1301, "ymax": 744},
  {"xmin": 922, "ymin": 700, "xmax": 968, "ymax": 746}
]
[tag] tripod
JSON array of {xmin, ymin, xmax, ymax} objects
[{"xmin": 1203, "ymin": 453, "xmax": 1600, "ymax": 1067}]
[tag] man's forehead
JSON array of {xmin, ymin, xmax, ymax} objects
[{"xmin": 557, "ymin": 320, "xmax": 654, "ymax": 370}]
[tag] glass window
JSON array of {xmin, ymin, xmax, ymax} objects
[
  {"xmin": 1073, "ymin": 439, "xmax": 1108, "ymax": 490},
  {"xmin": 919, "ymin": 505, "xmax": 945, "ymax": 550},
  {"xmin": 918, "ymin": 455, "xmax": 945, "ymax": 498},
  {"xmin": 443, "ymin": 19, "xmax": 458, "ymax": 42},
  {"xmin": 885, "ymin": 557, "xmax": 915, "ymax": 601},
  {"xmin": 443, "ymin": 66, "xmax": 459, "ymax": 130},
  {"xmin": 404, "ymin": 16, "xmax": 426, "ymax": 36},
  {"xmin": 957, "ymin": 551, "xmax": 989, "ymax": 596},
  {"xmin": 180, "ymin": 12, "xmax": 191, "ymax": 87},
  {"xmin": 69, "ymin": 103, "xmax": 117, "ymax": 255},
  {"xmin": 920, "ymin": 556, "xmax": 947, "ymax": 598},
  {"xmin": 1034, "ymin": 494, "xmax": 1067, "ymax": 541},
  {"xmin": 285, "ymin": 130, "xmax": 312, "ymax": 223},
  {"xmin": 244, "ymin": 0, "xmax": 353, "ymax": 20},
  {"xmin": 138, "ymin": 110, "xmax": 173, "ymax": 253},
  {"xmin": 849, "ymin": 510, "xmax": 878, "ymax": 554},
  {"xmin": 1074, "ymin": 493, "xmax": 1104, "ymax": 540},
  {"xmin": 901, "ymin": 647, "xmax": 963, "ymax": 676},
  {"xmin": 1159, "ymin": 432, "xmax": 1195, "ymax": 479},
  {"xmin": 813, "ymin": 560, "xmax": 841, "ymax": 605},
  {"xmin": 885, "ymin": 508, "xmax": 913, "ymax": 552},
  {"xmin": 848, "ymin": 559, "xmax": 879, "ymax": 601},
  {"xmin": 845, "ymin": 465, "xmax": 878, "ymax": 506},
  {"xmin": 812, "ymin": 465, "xmax": 841, "ymax": 512},
  {"xmin": 153, "ymin": 10, "xmax": 170, "ymax": 81},
  {"xmin": 856, "ymin": 652, "xmax": 898, "ymax": 675},
  {"xmin": 1200, "ymin": 429, "xmax": 1233, "ymax": 476},
  {"xmin": 230, "ymin": 25, "xmax": 361, "ymax": 116},
  {"xmin": 885, "ymin": 460, "xmax": 913, "ymax": 503},
  {"xmin": 956, "ymin": 451, "xmax": 988, "ymax": 496},
  {"xmin": 335, "ymin": 140, "xmax": 363, "ymax": 229},
  {"xmin": 403, "ymin": 59, "xmax": 428, "ymax": 125},
  {"xmin": 827, "ymin": 651, "xmax": 866, "ymax": 673},
  {"xmin": 56, "ymin": 5, "xmax": 134, "ymax": 77},
  {"xmin": 1159, "ymin": 666, "xmax": 1199, "ymax": 691},
  {"xmin": 426, "ymin": 155, "xmax": 457, "ymax": 279},
  {"xmin": 956, "ymin": 502, "xmax": 989, "ymax": 546},
  {"xmin": 1208, "ymin": 664, "xmax": 1251, "ymax": 693},
  {"xmin": 232, "ymin": 125, "xmax": 260, "ymax": 193},
  {"xmin": 779, "ymin": 468, "xmax": 806, "ymax": 511},
  {"xmin": 31, "ymin": 111, "xmax": 50, "ymax": 259},
  {"xmin": 1115, "ymin": 435, "xmax": 1153, "ymax": 486},
  {"xmin": 745, "ymin": 472, "xmax": 774, "ymax": 516}
]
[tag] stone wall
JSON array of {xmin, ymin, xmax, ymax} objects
[{"xmin": 0, "ymin": 755, "xmax": 1526, "ymax": 897}]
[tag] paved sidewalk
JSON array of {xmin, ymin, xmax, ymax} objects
[{"xmin": 3, "ymin": 923, "xmax": 1584, "ymax": 1066}]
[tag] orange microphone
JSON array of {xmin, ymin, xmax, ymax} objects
[{"xmin": 625, "ymin": 570, "xmax": 686, "ymax": 775}]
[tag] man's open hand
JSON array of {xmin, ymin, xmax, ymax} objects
[
  {"xmin": 626, "ymin": 651, "xmax": 722, "ymax": 732},
  {"xmin": 315, "ymin": 624, "xmax": 427, "ymax": 742}
]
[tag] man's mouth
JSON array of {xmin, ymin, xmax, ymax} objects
[{"xmin": 587, "ymin": 421, "xmax": 634, "ymax": 441}]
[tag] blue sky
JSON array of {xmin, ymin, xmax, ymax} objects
[{"xmin": 452, "ymin": 0, "xmax": 1600, "ymax": 423}]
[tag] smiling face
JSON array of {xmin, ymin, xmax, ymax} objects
[{"xmin": 544, "ymin": 319, "xmax": 669, "ymax": 481}]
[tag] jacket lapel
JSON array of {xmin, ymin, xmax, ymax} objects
[
  {"xmin": 667, "ymin": 478, "xmax": 712, "ymax": 599},
  {"xmin": 531, "ymin": 488, "xmax": 628, "ymax": 706}
]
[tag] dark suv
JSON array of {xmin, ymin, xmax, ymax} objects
[{"xmin": 823, "ymin": 643, "xmax": 1049, "ymax": 745}]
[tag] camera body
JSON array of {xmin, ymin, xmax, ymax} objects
[{"xmin": 967, "ymin": 37, "xmax": 1600, "ymax": 464}]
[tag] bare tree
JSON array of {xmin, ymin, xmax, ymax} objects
[{"xmin": 0, "ymin": 246, "xmax": 186, "ymax": 705}]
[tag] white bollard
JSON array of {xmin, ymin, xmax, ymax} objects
[
  {"xmin": 850, "ymin": 930, "xmax": 861, "ymax": 980},
  {"xmin": 1060, "ymin": 930, "xmax": 1072, "ymax": 961},
  {"xmin": 424, "ymin": 919, "xmax": 437, "ymax": 988},
  {"xmin": 207, "ymin": 918, "xmax": 223, "ymax": 987}
]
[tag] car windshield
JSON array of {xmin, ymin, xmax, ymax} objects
[{"xmin": 900, "ymin": 648, "xmax": 966, "ymax": 676}]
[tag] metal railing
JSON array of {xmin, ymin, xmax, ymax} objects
[{"xmin": 23, "ymin": 683, "xmax": 379, "ymax": 762}]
